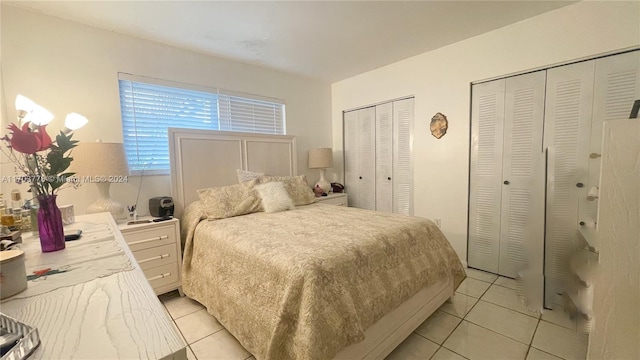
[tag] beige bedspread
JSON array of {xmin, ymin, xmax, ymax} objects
[{"xmin": 182, "ymin": 202, "xmax": 465, "ymax": 360}]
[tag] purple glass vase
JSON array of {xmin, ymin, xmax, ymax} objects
[{"xmin": 37, "ymin": 194, "xmax": 65, "ymax": 252}]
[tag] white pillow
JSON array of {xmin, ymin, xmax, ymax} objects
[
  {"xmin": 254, "ymin": 182, "xmax": 295, "ymax": 213},
  {"xmin": 237, "ymin": 169, "xmax": 265, "ymax": 183}
]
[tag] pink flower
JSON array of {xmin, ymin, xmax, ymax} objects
[
  {"xmin": 6, "ymin": 122, "xmax": 52, "ymax": 154},
  {"xmin": 34, "ymin": 124, "xmax": 52, "ymax": 151},
  {"xmin": 8, "ymin": 123, "xmax": 39, "ymax": 154}
]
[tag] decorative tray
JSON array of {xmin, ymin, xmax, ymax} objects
[{"xmin": 0, "ymin": 313, "xmax": 40, "ymax": 360}]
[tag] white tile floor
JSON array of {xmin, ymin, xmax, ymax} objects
[{"xmin": 159, "ymin": 268, "xmax": 588, "ymax": 360}]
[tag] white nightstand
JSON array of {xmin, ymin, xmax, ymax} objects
[
  {"xmin": 315, "ymin": 193, "xmax": 348, "ymax": 206},
  {"xmin": 118, "ymin": 217, "xmax": 183, "ymax": 296}
]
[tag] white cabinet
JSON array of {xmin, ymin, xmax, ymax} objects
[
  {"xmin": 0, "ymin": 213, "xmax": 187, "ymax": 359},
  {"xmin": 344, "ymin": 98, "xmax": 414, "ymax": 215},
  {"xmin": 469, "ymin": 72, "xmax": 546, "ymax": 277}
]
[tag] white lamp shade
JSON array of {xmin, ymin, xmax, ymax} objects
[
  {"xmin": 308, "ymin": 148, "xmax": 333, "ymax": 169},
  {"xmin": 70, "ymin": 142, "xmax": 130, "ymax": 180},
  {"xmin": 65, "ymin": 113, "xmax": 89, "ymax": 130},
  {"xmin": 15, "ymin": 95, "xmax": 35, "ymax": 112},
  {"xmin": 24, "ymin": 104, "xmax": 54, "ymax": 126}
]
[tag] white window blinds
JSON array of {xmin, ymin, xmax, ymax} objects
[
  {"xmin": 219, "ymin": 92, "xmax": 285, "ymax": 134},
  {"xmin": 118, "ymin": 75, "xmax": 285, "ymax": 173}
]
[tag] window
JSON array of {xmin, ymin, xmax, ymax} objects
[{"xmin": 118, "ymin": 74, "xmax": 286, "ymax": 174}]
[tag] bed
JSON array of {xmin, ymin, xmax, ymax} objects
[{"xmin": 169, "ymin": 128, "xmax": 465, "ymax": 360}]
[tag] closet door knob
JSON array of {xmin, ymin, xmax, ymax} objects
[
  {"xmin": 387, "ymin": 177, "xmax": 391, "ymax": 180},
  {"xmin": 503, "ymin": 180, "xmax": 510, "ymax": 185},
  {"xmin": 576, "ymin": 182, "xmax": 584, "ymax": 188},
  {"xmin": 359, "ymin": 176, "xmax": 362, "ymax": 180},
  {"xmin": 579, "ymin": 221, "xmax": 585, "ymax": 226}
]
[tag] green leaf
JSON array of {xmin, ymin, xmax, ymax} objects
[
  {"xmin": 55, "ymin": 131, "xmax": 78, "ymax": 153},
  {"xmin": 46, "ymin": 151, "xmax": 63, "ymax": 174}
]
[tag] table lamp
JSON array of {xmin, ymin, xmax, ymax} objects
[
  {"xmin": 71, "ymin": 141, "xmax": 130, "ymax": 220},
  {"xmin": 308, "ymin": 147, "xmax": 333, "ymax": 194}
]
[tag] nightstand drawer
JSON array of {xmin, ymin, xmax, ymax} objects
[
  {"xmin": 318, "ymin": 197, "xmax": 348, "ymax": 206},
  {"xmin": 144, "ymin": 262, "xmax": 179, "ymax": 292},
  {"xmin": 133, "ymin": 243, "xmax": 177, "ymax": 271},
  {"xmin": 122, "ymin": 226, "xmax": 176, "ymax": 252}
]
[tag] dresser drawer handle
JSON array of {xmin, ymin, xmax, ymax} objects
[
  {"xmin": 147, "ymin": 272, "xmax": 171, "ymax": 282},
  {"xmin": 138, "ymin": 253, "xmax": 171, "ymax": 264},
  {"xmin": 129, "ymin": 235, "xmax": 169, "ymax": 246}
]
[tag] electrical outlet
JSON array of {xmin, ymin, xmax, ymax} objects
[{"xmin": 434, "ymin": 218, "xmax": 441, "ymax": 228}]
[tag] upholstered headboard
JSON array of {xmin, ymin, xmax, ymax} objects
[{"xmin": 168, "ymin": 128, "xmax": 297, "ymax": 218}]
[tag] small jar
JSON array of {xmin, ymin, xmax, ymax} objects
[
  {"xmin": 1, "ymin": 212, "xmax": 15, "ymax": 228},
  {"xmin": 0, "ymin": 250, "xmax": 27, "ymax": 299}
]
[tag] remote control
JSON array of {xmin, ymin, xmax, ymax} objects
[{"xmin": 64, "ymin": 230, "xmax": 83, "ymax": 241}]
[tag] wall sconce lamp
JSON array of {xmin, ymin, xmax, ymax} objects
[{"xmin": 15, "ymin": 95, "xmax": 88, "ymax": 134}]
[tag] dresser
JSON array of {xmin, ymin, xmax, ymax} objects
[
  {"xmin": 118, "ymin": 217, "xmax": 182, "ymax": 296},
  {"xmin": 587, "ymin": 119, "xmax": 640, "ymax": 359},
  {"xmin": 0, "ymin": 213, "xmax": 187, "ymax": 359}
]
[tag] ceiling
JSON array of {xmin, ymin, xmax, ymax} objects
[{"xmin": 6, "ymin": 1, "xmax": 575, "ymax": 82}]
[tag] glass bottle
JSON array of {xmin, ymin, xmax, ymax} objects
[
  {"xmin": 30, "ymin": 198, "xmax": 39, "ymax": 237},
  {"xmin": 0, "ymin": 193, "xmax": 5, "ymax": 214},
  {"xmin": 12, "ymin": 208, "xmax": 23, "ymax": 230},
  {"xmin": 21, "ymin": 211, "xmax": 31, "ymax": 232},
  {"xmin": 11, "ymin": 189, "xmax": 23, "ymax": 210},
  {"xmin": 1, "ymin": 208, "xmax": 15, "ymax": 230}
]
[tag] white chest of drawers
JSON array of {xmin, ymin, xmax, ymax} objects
[{"xmin": 118, "ymin": 217, "xmax": 183, "ymax": 296}]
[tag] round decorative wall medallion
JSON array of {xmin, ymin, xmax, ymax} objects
[{"xmin": 430, "ymin": 112, "xmax": 448, "ymax": 139}]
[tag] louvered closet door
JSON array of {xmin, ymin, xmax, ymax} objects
[
  {"xmin": 344, "ymin": 110, "xmax": 361, "ymax": 208},
  {"xmin": 498, "ymin": 71, "xmax": 546, "ymax": 278},
  {"xmin": 588, "ymin": 51, "xmax": 640, "ymax": 223},
  {"xmin": 357, "ymin": 107, "xmax": 377, "ymax": 210},
  {"xmin": 393, "ymin": 98, "xmax": 414, "ymax": 215},
  {"xmin": 468, "ymin": 79, "xmax": 505, "ymax": 274},
  {"xmin": 376, "ymin": 103, "xmax": 394, "ymax": 213},
  {"xmin": 543, "ymin": 60, "xmax": 595, "ymax": 307}
]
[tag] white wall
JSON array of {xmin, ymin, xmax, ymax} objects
[
  {"xmin": 331, "ymin": 1, "xmax": 640, "ymax": 261},
  {"xmin": 1, "ymin": 6, "xmax": 332, "ymax": 216}
]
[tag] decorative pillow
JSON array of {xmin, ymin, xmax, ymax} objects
[
  {"xmin": 254, "ymin": 182, "xmax": 295, "ymax": 213},
  {"xmin": 257, "ymin": 175, "xmax": 316, "ymax": 206},
  {"xmin": 237, "ymin": 169, "xmax": 265, "ymax": 183},
  {"xmin": 197, "ymin": 179, "xmax": 262, "ymax": 220}
]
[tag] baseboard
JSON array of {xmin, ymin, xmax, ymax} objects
[{"xmin": 461, "ymin": 260, "xmax": 468, "ymax": 268}]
